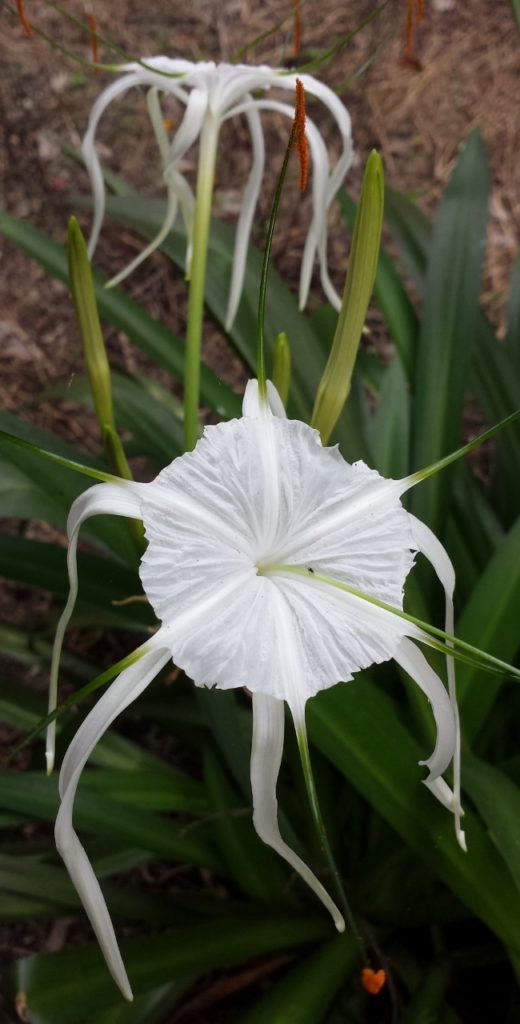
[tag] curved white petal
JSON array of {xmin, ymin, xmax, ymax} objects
[
  {"xmin": 242, "ymin": 379, "xmax": 287, "ymax": 419},
  {"xmin": 226, "ymin": 99, "xmax": 331, "ymax": 311},
  {"xmin": 46, "ymin": 481, "xmax": 145, "ymax": 773},
  {"xmin": 82, "ymin": 66, "xmax": 190, "ymax": 259},
  {"xmin": 394, "ymin": 637, "xmax": 456, "ymax": 782},
  {"xmin": 169, "ymin": 169, "xmax": 196, "ymax": 274},
  {"xmin": 167, "ymin": 87, "xmax": 208, "ymax": 166},
  {"xmin": 409, "ymin": 515, "xmax": 465, "ymax": 850},
  {"xmin": 225, "ymin": 102, "xmax": 265, "ymax": 329},
  {"xmin": 82, "ymin": 73, "xmax": 146, "ymax": 258},
  {"xmin": 56, "ymin": 638, "xmax": 171, "ymax": 1001},
  {"xmin": 251, "ymin": 693, "xmax": 344, "ymax": 931},
  {"xmin": 146, "ymin": 87, "xmax": 170, "ymax": 165},
  {"xmin": 106, "ymin": 181, "xmax": 179, "ymax": 289}
]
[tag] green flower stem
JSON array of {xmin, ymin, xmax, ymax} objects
[
  {"xmin": 184, "ymin": 116, "xmax": 219, "ymax": 451},
  {"xmin": 257, "ymin": 122, "xmax": 296, "ymax": 402},
  {"xmin": 296, "ymin": 723, "xmax": 362, "ymax": 943}
]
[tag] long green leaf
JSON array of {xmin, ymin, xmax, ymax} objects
[
  {"xmin": 463, "ymin": 755, "xmax": 520, "ymax": 895},
  {"xmin": 235, "ymin": 935, "xmax": 357, "ymax": 1023},
  {"xmin": 384, "ymin": 185, "xmax": 520, "ymax": 518},
  {"xmin": 0, "ymin": 771, "xmax": 220, "ymax": 871},
  {"xmin": 411, "ymin": 131, "xmax": 490, "ymax": 535},
  {"xmin": 14, "ymin": 910, "xmax": 330, "ymax": 1023},
  {"xmin": 307, "ymin": 676, "xmax": 520, "ymax": 956},
  {"xmin": 456, "ymin": 513, "xmax": 520, "ymax": 741},
  {"xmin": 0, "ymin": 533, "xmax": 152, "ymax": 631},
  {"xmin": 0, "ymin": 411, "xmax": 135, "ymax": 565}
]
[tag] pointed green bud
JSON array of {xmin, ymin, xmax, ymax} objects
[
  {"xmin": 272, "ymin": 331, "xmax": 291, "ymax": 408},
  {"xmin": 311, "ymin": 150, "xmax": 384, "ymax": 444},
  {"xmin": 67, "ymin": 217, "xmax": 135, "ymax": 488},
  {"xmin": 68, "ymin": 217, "xmax": 115, "ymax": 434}
]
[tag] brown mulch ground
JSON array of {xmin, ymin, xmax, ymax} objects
[{"xmin": 0, "ymin": 1, "xmax": 519, "ymax": 1021}]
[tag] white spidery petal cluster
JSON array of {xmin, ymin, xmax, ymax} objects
[
  {"xmin": 82, "ymin": 58, "xmax": 353, "ymax": 325},
  {"xmin": 50, "ymin": 380, "xmax": 464, "ymax": 1001}
]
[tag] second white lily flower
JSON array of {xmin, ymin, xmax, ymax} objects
[{"xmin": 83, "ymin": 58, "xmax": 353, "ymax": 325}]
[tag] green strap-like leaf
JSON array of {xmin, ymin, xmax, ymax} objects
[
  {"xmin": 13, "ymin": 910, "xmax": 330, "ymax": 1022},
  {"xmin": 411, "ymin": 131, "xmax": 490, "ymax": 536},
  {"xmin": 456, "ymin": 513, "xmax": 520, "ymax": 742},
  {"xmin": 307, "ymin": 676, "xmax": 520, "ymax": 957},
  {"xmin": 235, "ymin": 934, "xmax": 358, "ymax": 1023},
  {"xmin": 463, "ymin": 755, "xmax": 520, "ymax": 896}
]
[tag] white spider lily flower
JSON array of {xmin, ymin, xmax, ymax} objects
[
  {"xmin": 52, "ymin": 380, "xmax": 463, "ymax": 1001},
  {"xmin": 82, "ymin": 58, "xmax": 353, "ymax": 325}
]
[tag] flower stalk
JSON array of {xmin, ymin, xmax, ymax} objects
[{"xmin": 183, "ymin": 115, "xmax": 219, "ymax": 450}]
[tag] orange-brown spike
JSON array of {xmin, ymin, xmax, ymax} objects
[
  {"xmin": 87, "ymin": 13, "xmax": 100, "ymax": 69},
  {"xmin": 16, "ymin": 0, "xmax": 32, "ymax": 37},
  {"xmin": 404, "ymin": 0, "xmax": 414, "ymax": 56},
  {"xmin": 292, "ymin": 0, "xmax": 302, "ymax": 60},
  {"xmin": 294, "ymin": 78, "xmax": 309, "ymax": 193},
  {"xmin": 416, "ymin": 0, "xmax": 425, "ymax": 23},
  {"xmin": 361, "ymin": 968, "xmax": 387, "ymax": 996}
]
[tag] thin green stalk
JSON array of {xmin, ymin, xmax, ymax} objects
[
  {"xmin": 257, "ymin": 123, "xmax": 296, "ymax": 400},
  {"xmin": 296, "ymin": 724, "xmax": 361, "ymax": 942},
  {"xmin": 184, "ymin": 116, "xmax": 219, "ymax": 451}
]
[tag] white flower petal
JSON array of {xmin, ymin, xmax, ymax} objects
[
  {"xmin": 242, "ymin": 379, "xmax": 286, "ymax": 419},
  {"xmin": 82, "ymin": 73, "xmax": 146, "ymax": 259},
  {"xmin": 56, "ymin": 639, "xmax": 171, "ymax": 1001},
  {"xmin": 167, "ymin": 87, "xmax": 208, "ymax": 166},
  {"xmin": 106, "ymin": 181, "xmax": 179, "ymax": 289},
  {"xmin": 251, "ymin": 693, "xmax": 344, "ymax": 930},
  {"xmin": 409, "ymin": 515, "xmax": 466, "ymax": 850},
  {"xmin": 47, "ymin": 481, "xmax": 145, "ymax": 773},
  {"xmin": 138, "ymin": 405, "xmax": 416, "ymax": 702},
  {"xmin": 394, "ymin": 637, "xmax": 456, "ymax": 782},
  {"xmin": 273, "ymin": 572, "xmax": 420, "ymax": 701},
  {"xmin": 225, "ymin": 103, "xmax": 265, "ymax": 330}
]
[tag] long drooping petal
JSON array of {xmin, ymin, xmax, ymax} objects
[
  {"xmin": 251, "ymin": 692, "xmax": 345, "ymax": 931},
  {"xmin": 82, "ymin": 63, "xmax": 190, "ymax": 258},
  {"xmin": 227, "ymin": 99, "xmax": 336, "ymax": 310},
  {"xmin": 224, "ymin": 102, "xmax": 265, "ymax": 329},
  {"xmin": 47, "ymin": 481, "xmax": 145, "ymax": 772},
  {"xmin": 409, "ymin": 515, "xmax": 466, "ymax": 850},
  {"xmin": 393, "ymin": 637, "xmax": 457, "ymax": 782},
  {"xmin": 55, "ymin": 638, "xmax": 171, "ymax": 1001}
]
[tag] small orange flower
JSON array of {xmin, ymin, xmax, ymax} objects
[{"xmin": 361, "ymin": 967, "xmax": 387, "ymax": 995}]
